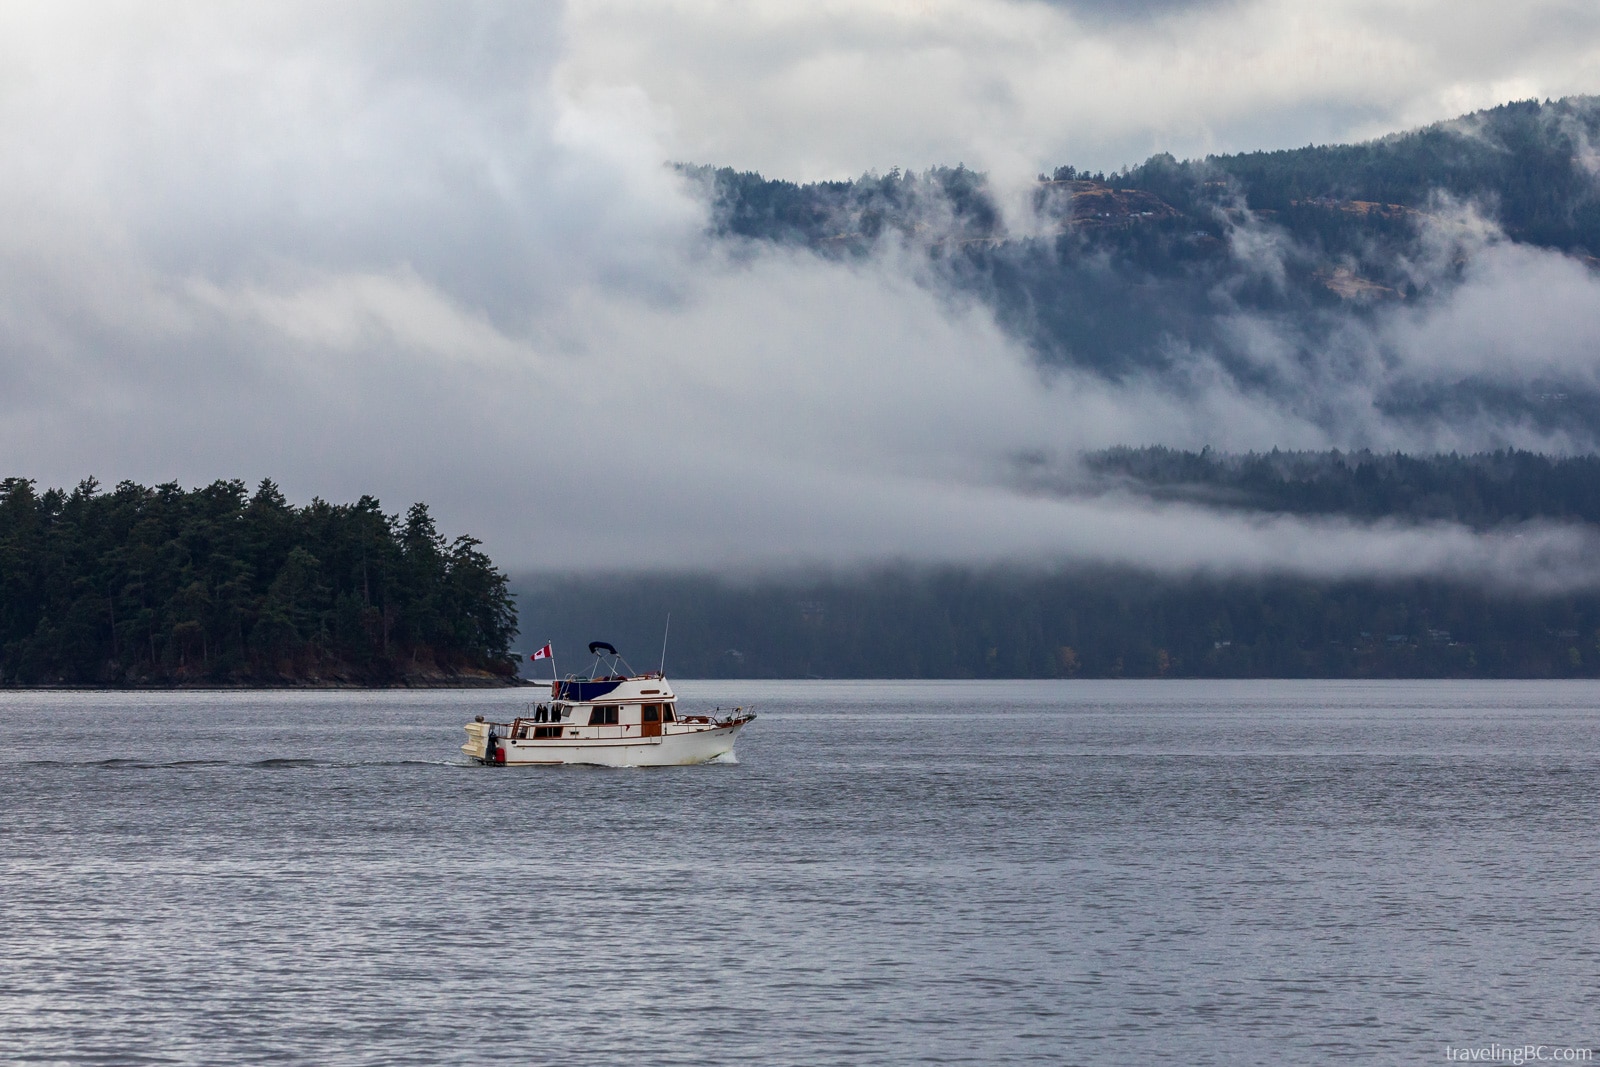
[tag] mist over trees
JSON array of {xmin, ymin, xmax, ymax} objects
[
  {"xmin": 517, "ymin": 448, "xmax": 1600, "ymax": 680},
  {"xmin": 567, "ymin": 103, "xmax": 1600, "ymax": 680},
  {"xmin": 0, "ymin": 477, "xmax": 518, "ymax": 686},
  {"xmin": 692, "ymin": 96, "xmax": 1600, "ymax": 269},
  {"xmin": 1167, "ymin": 98, "xmax": 1600, "ymax": 249},
  {"xmin": 12, "ymin": 102, "xmax": 1598, "ymax": 684},
  {"xmin": 685, "ymin": 96, "xmax": 1600, "ymax": 446},
  {"xmin": 632, "ymin": 103, "xmax": 1600, "ymax": 681},
  {"xmin": 1073, "ymin": 447, "xmax": 1600, "ymax": 527}
]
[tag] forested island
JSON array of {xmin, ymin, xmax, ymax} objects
[
  {"xmin": 519, "ymin": 450, "xmax": 1600, "ymax": 680},
  {"xmin": 0, "ymin": 477, "xmax": 519, "ymax": 686}
]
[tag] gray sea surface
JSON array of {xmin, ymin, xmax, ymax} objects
[{"xmin": 1, "ymin": 680, "xmax": 1597, "ymax": 1065}]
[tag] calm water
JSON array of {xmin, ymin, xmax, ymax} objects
[{"xmin": 1, "ymin": 680, "xmax": 1597, "ymax": 1065}]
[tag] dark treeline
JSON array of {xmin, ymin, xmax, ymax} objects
[
  {"xmin": 519, "ymin": 449, "xmax": 1600, "ymax": 680},
  {"xmin": 680, "ymin": 163, "xmax": 1001, "ymax": 249},
  {"xmin": 1081, "ymin": 447, "xmax": 1600, "ymax": 528},
  {"xmin": 0, "ymin": 477, "xmax": 518, "ymax": 686},
  {"xmin": 517, "ymin": 567, "xmax": 1600, "ymax": 681}
]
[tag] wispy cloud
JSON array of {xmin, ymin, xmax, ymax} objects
[{"xmin": 559, "ymin": 0, "xmax": 1600, "ymax": 180}]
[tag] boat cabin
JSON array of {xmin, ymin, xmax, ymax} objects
[{"xmin": 505, "ymin": 684, "xmax": 684, "ymax": 741}]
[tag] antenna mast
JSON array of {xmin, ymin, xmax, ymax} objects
[{"xmin": 659, "ymin": 613, "xmax": 671, "ymax": 677}]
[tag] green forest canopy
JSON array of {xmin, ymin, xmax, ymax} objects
[
  {"xmin": 0, "ymin": 477, "xmax": 518, "ymax": 686},
  {"xmin": 518, "ymin": 450, "xmax": 1600, "ymax": 681}
]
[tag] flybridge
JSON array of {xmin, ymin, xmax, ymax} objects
[
  {"xmin": 555, "ymin": 677, "xmax": 654, "ymax": 702},
  {"xmin": 552, "ymin": 641, "xmax": 657, "ymax": 701}
]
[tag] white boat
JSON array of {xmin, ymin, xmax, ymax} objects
[{"xmin": 462, "ymin": 643, "xmax": 754, "ymax": 768}]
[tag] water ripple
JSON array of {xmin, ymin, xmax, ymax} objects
[{"xmin": 1, "ymin": 681, "xmax": 1597, "ymax": 1065}]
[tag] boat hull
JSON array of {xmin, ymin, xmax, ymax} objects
[{"xmin": 464, "ymin": 720, "xmax": 748, "ymax": 767}]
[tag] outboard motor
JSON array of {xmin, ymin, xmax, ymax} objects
[{"xmin": 485, "ymin": 727, "xmax": 503, "ymax": 765}]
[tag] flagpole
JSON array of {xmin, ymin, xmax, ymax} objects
[{"xmin": 530, "ymin": 641, "xmax": 558, "ymax": 694}]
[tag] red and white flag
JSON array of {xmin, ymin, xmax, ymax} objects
[{"xmin": 530, "ymin": 643, "xmax": 552, "ymax": 661}]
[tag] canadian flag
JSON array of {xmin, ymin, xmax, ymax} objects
[{"xmin": 530, "ymin": 643, "xmax": 552, "ymax": 661}]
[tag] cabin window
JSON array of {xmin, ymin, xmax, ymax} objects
[
  {"xmin": 662, "ymin": 705, "xmax": 676, "ymax": 722},
  {"xmin": 643, "ymin": 705, "xmax": 660, "ymax": 722},
  {"xmin": 532, "ymin": 725, "xmax": 562, "ymax": 739},
  {"xmin": 586, "ymin": 707, "xmax": 619, "ymax": 726}
]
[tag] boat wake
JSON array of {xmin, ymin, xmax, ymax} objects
[
  {"xmin": 48, "ymin": 757, "xmax": 235, "ymax": 769},
  {"xmin": 31, "ymin": 756, "xmax": 453, "ymax": 770}
]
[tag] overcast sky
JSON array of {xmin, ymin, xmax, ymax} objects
[{"xmin": 3, "ymin": 2, "xmax": 1599, "ymax": 582}]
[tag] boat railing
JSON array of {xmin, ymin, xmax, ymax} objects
[
  {"xmin": 473, "ymin": 707, "xmax": 754, "ymax": 739},
  {"xmin": 472, "ymin": 717, "xmax": 515, "ymax": 734}
]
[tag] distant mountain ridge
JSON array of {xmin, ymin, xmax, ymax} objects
[
  {"xmin": 1183, "ymin": 97, "xmax": 1600, "ymax": 250},
  {"xmin": 686, "ymin": 95, "xmax": 1600, "ymax": 256},
  {"xmin": 681, "ymin": 96, "xmax": 1600, "ymax": 449},
  {"xmin": 507, "ymin": 105, "xmax": 1600, "ymax": 683}
]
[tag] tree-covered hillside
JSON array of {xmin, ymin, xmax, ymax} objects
[
  {"xmin": 0, "ymin": 477, "xmax": 519, "ymax": 686},
  {"xmin": 691, "ymin": 96, "xmax": 1600, "ymax": 257},
  {"xmin": 684, "ymin": 97, "xmax": 1600, "ymax": 443},
  {"xmin": 516, "ymin": 449, "xmax": 1600, "ymax": 681},
  {"xmin": 1075, "ymin": 447, "xmax": 1600, "ymax": 528},
  {"xmin": 518, "ymin": 566, "xmax": 1600, "ymax": 681},
  {"xmin": 1149, "ymin": 98, "xmax": 1600, "ymax": 250}
]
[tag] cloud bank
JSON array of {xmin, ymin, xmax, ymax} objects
[
  {"xmin": 558, "ymin": 0, "xmax": 1600, "ymax": 180},
  {"xmin": 2, "ymin": 3, "xmax": 1600, "ymax": 588}
]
